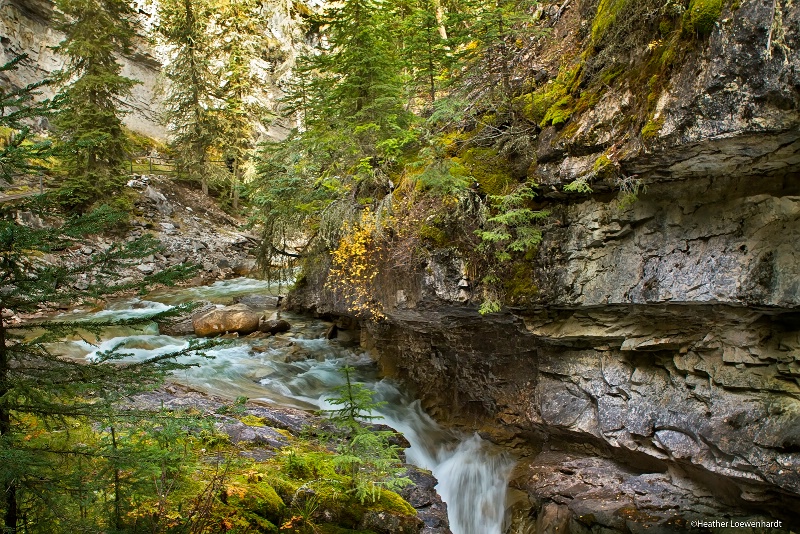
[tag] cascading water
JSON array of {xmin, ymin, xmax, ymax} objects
[{"xmin": 55, "ymin": 278, "xmax": 515, "ymax": 534}]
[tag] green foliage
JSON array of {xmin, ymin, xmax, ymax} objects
[
  {"xmin": 52, "ymin": 0, "xmax": 140, "ymax": 212},
  {"xmin": 0, "ymin": 192, "xmax": 219, "ymax": 531},
  {"xmin": 253, "ymin": 0, "xmax": 416, "ymax": 275},
  {"xmin": 564, "ymin": 178, "xmax": 593, "ymax": 194},
  {"xmin": 683, "ymin": 0, "xmax": 724, "ymax": 36},
  {"xmin": 286, "ymin": 0, "xmax": 414, "ymax": 164},
  {"xmin": 213, "ymin": 0, "xmax": 271, "ymax": 210},
  {"xmin": 475, "ymin": 183, "xmax": 547, "ymax": 314},
  {"xmin": 444, "ymin": 0, "xmax": 544, "ymax": 109},
  {"xmin": 0, "ymin": 55, "xmax": 53, "ymax": 185},
  {"xmin": 478, "ymin": 298, "xmax": 502, "ymax": 315},
  {"xmin": 615, "ymin": 174, "xmax": 647, "ymax": 209},
  {"xmin": 324, "ymin": 366, "xmax": 411, "ymax": 504},
  {"xmin": 476, "ymin": 183, "xmax": 548, "ymax": 261},
  {"xmin": 157, "ymin": 0, "xmax": 219, "ymax": 195},
  {"xmin": 391, "ymin": 0, "xmax": 452, "ymax": 104}
]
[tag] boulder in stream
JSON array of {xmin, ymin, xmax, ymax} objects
[
  {"xmin": 157, "ymin": 301, "xmax": 216, "ymax": 336},
  {"xmin": 193, "ymin": 304, "xmax": 260, "ymax": 337},
  {"xmin": 259, "ymin": 318, "xmax": 291, "ymax": 335},
  {"xmin": 233, "ymin": 294, "xmax": 282, "ymax": 309}
]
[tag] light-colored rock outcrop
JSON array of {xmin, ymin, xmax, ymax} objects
[{"xmin": 192, "ymin": 304, "xmax": 260, "ymax": 337}]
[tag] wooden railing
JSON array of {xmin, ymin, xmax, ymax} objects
[
  {"xmin": 0, "ymin": 176, "xmax": 44, "ymax": 203},
  {"xmin": 128, "ymin": 157, "xmax": 231, "ymax": 176}
]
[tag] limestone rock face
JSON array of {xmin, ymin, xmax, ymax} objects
[
  {"xmin": 0, "ymin": 0, "xmax": 165, "ymax": 138},
  {"xmin": 0, "ymin": 0, "xmax": 309, "ymax": 141},
  {"xmin": 192, "ymin": 304, "xmax": 260, "ymax": 337}
]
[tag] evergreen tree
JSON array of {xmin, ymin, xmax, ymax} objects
[
  {"xmin": 213, "ymin": 0, "xmax": 269, "ymax": 211},
  {"xmin": 391, "ymin": 0, "xmax": 451, "ymax": 105},
  {"xmin": 254, "ymin": 0, "xmax": 415, "ymax": 269},
  {"xmin": 324, "ymin": 366, "xmax": 410, "ymax": 504},
  {"xmin": 446, "ymin": 0, "xmax": 541, "ymax": 109},
  {"xmin": 52, "ymin": 0, "xmax": 140, "ymax": 211},
  {"xmin": 296, "ymin": 0, "xmax": 414, "ymax": 166},
  {"xmin": 158, "ymin": 0, "xmax": 219, "ymax": 196},
  {"xmin": 0, "ymin": 200, "xmax": 216, "ymax": 531},
  {"xmin": 0, "ymin": 65, "xmax": 217, "ymax": 530},
  {"xmin": 0, "ymin": 55, "xmax": 52, "ymax": 185}
]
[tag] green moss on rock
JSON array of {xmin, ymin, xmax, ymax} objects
[
  {"xmin": 641, "ymin": 116, "xmax": 665, "ymax": 139},
  {"xmin": 542, "ymin": 95, "xmax": 575, "ymax": 127},
  {"xmin": 683, "ymin": 0, "xmax": 723, "ymax": 36},
  {"xmin": 454, "ymin": 148, "xmax": 512, "ymax": 195},
  {"xmin": 504, "ymin": 262, "xmax": 539, "ymax": 302},
  {"xmin": 592, "ymin": 0, "xmax": 630, "ymax": 42},
  {"xmin": 224, "ymin": 480, "xmax": 286, "ymax": 529},
  {"xmin": 419, "ymin": 224, "xmax": 447, "ymax": 247}
]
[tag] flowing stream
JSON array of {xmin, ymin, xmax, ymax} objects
[{"xmin": 55, "ymin": 278, "xmax": 515, "ymax": 534}]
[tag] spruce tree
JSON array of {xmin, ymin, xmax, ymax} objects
[
  {"xmin": 0, "ymin": 62, "xmax": 215, "ymax": 531},
  {"xmin": 391, "ymin": 0, "xmax": 451, "ymax": 105},
  {"xmin": 158, "ymin": 0, "xmax": 219, "ymax": 196},
  {"xmin": 52, "ymin": 0, "xmax": 140, "ymax": 211},
  {"xmin": 0, "ymin": 55, "xmax": 52, "ymax": 186},
  {"xmin": 254, "ymin": 0, "xmax": 415, "ymax": 268},
  {"xmin": 294, "ymin": 0, "xmax": 414, "ymax": 166},
  {"xmin": 446, "ymin": 0, "xmax": 541, "ymax": 108},
  {"xmin": 213, "ymin": 0, "xmax": 269, "ymax": 211},
  {"xmin": 0, "ymin": 201, "xmax": 212, "ymax": 531}
]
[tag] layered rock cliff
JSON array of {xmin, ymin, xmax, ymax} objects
[
  {"xmin": 0, "ymin": 0, "xmax": 166, "ymax": 138},
  {"xmin": 288, "ymin": 0, "xmax": 800, "ymax": 530},
  {"xmin": 0, "ymin": 0, "xmax": 306, "ymax": 141}
]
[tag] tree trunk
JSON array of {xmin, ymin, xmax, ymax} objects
[
  {"xmin": 111, "ymin": 426, "xmax": 122, "ymax": 531},
  {"xmin": 0, "ymin": 313, "xmax": 18, "ymax": 533},
  {"xmin": 232, "ymin": 160, "xmax": 240, "ymax": 211},
  {"xmin": 434, "ymin": 0, "xmax": 448, "ymax": 39}
]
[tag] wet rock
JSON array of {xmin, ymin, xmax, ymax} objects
[
  {"xmin": 284, "ymin": 345, "xmax": 311, "ymax": 363},
  {"xmin": 399, "ymin": 468, "xmax": 452, "ymax": 534},
  {"xmin": 243, "ymin": 405, "xmax": 319, "ymax": 436},
  {"xmin": 157, "ymin": 301, "xmax": 216, "ymax": 336},
  {"xmin": 259, "ymin": 318, "xmax": 291, "ymax": 335},
  {"xmin": 233, "ymin": 294, "xmax": 282, "ymax": 309},
  {"xmin": 232, "ymin": 258, "xmax": 258, "ymax": 276},
  {"xmin": 193, "ymin": 304, "xmax": 260, "ymax": 337},
  {"xmin": 215, "ymin": 417, "xmax": 289, "ymax": 448},
  {"xmin": 359, "ymin": 509, "xmax": 424, "ymax": 534}
]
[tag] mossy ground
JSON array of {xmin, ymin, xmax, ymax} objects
[{"xmin": 16, "ymin": 405, "xmax": 418, "ymax": 533}]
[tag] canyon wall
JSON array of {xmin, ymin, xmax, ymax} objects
[
  {"xmin": 289, "ymin": 0, "xmax": 800, "ymax": 530},
  {"xmin": 0, "ymin": 0, "xmax": 166, "ymax": 138},
  {"xmin": 0, "ymin": 0, "xmax": 306, "ymax": 142}
]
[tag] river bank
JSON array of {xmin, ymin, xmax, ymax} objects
[{"xmin": 49, "ymin": 276, "xmax": 521, "ymax": 534}]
